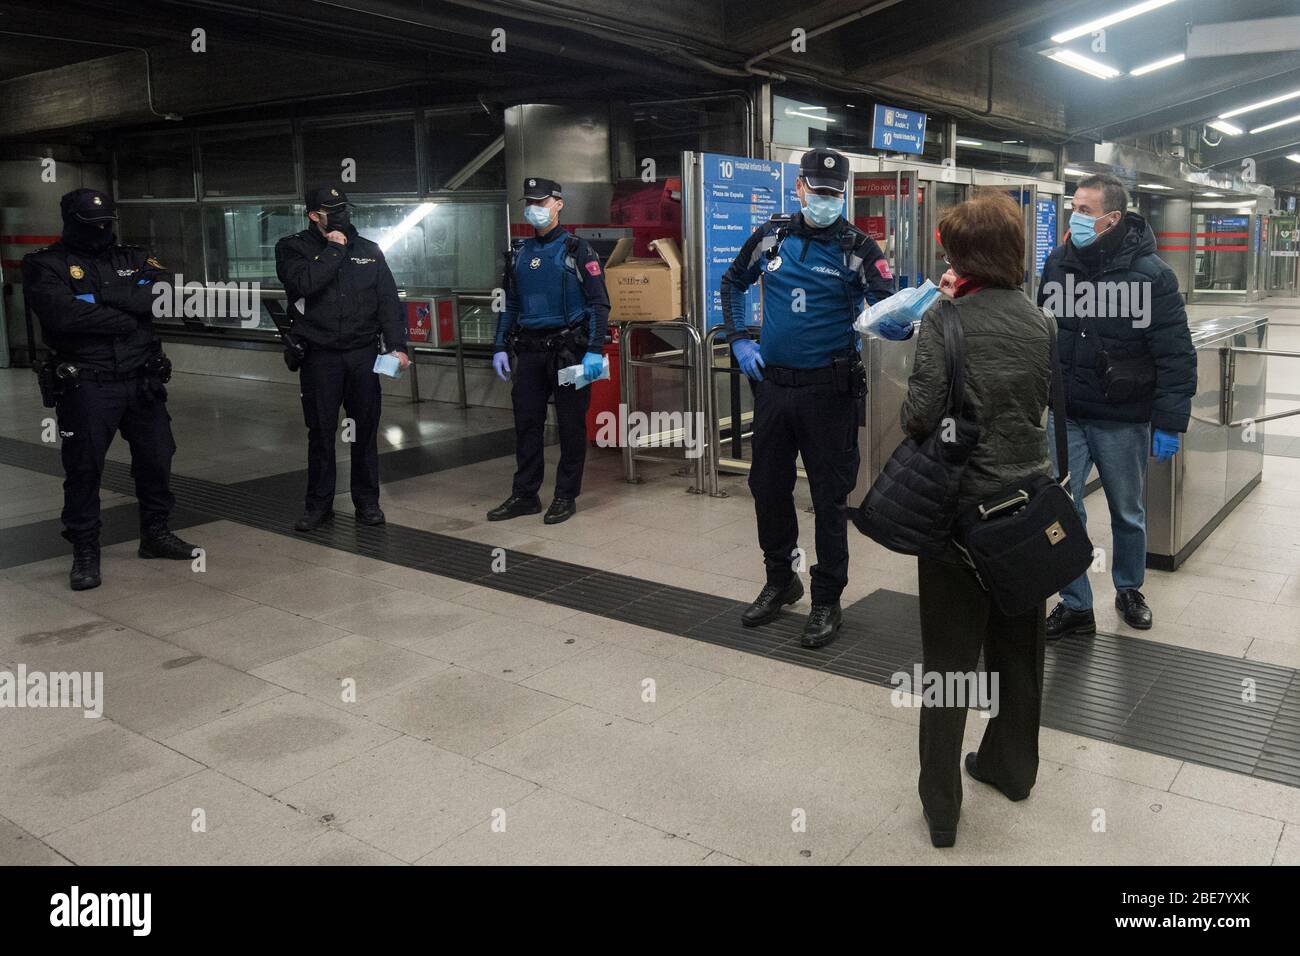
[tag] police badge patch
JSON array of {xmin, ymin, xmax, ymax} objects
[
  {"xmin": 69, "ymin": 265, "xmax": 85, "ymax": 279},
  {"xmin": 146, "ymin": 257, "xmax": 163, "ymax": 269}
]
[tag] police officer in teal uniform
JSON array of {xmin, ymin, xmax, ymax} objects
[
  {"xmin": 488, "ymin": 177, "xmax": 610, "ymax": 525},
  {"xmin": 721, "ymin": 148, "xmax": 904, "ymax": 647}
]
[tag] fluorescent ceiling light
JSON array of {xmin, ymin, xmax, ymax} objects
[
  {"xmin": 1287, "ymin": 153, "xmax": 1300, "ymax": 163},
  {"xmin": 956, "ymin": 139, "xmax": 983, "ymax": 146},
  {"xmin": 783, "ymin": 108, "xmax": 837, "ymax": 124},
  {"xmin": 1063, "ymin": 167, "xmax": 1088, "ymax": 176},
  {"xmin": 379, "ymin": 202, "xmax": 436, "ymax": 252},
  {"xmin": 1050, "ymin": 0, "xmax": 1178, "ymax": 44},
  {"xmin": 1194, "ymin": 200, "xmax": 1256, "ymax": 208},
  {"xmin": 1047, "ymin": 48, "xmax": 1121, "ymax": 79},
  {"xmin": 1220, "ymin": 87, "xmax": 1300, "ymax": 119},
  {"xmin": 1130, "ymin": 52, "xmax": 1185, "ymax": 76},
  {"xmin": 1001, "ymin": 139, "xmax": 1021, "ymax": 144},
  {"xmin": 1138, "ymin": 183, "xmax": 1173, "ymax": 189},
  {"xmin": 1200, "ymin": 191, "xmax": 1223, "ymax": 196},
  {"xmin": 1248, "ymin": 112, "xmax": 1300, "ymax": 134},
  {"xmin": 1206, "ymin": 119, "xmax": 1242, "ymax": 136}
]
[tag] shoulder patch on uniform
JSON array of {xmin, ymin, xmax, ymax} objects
[
  {"xmin": 585, "ymin": 260, "xmax": 602, "ymax": 276},
  {"xmin": 874, "ymin": 259, "xmax": 893, "ymax": 279}
]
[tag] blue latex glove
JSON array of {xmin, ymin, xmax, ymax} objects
[
  {"xmin": 876, "ymin": 317, "xmax": 915, "ymax": 341},
  {"xmin": 581, "ymin": 352, "xmax": 605, "ymax": 383},
  {"xmin": 75, "ymin": 293, "xmax": 96, "ymax": 303},
  {"xmin": 1152, "ymin": 429, "xmax": 1180, "ymax": 463},
  {"xmin": 732, "ymin": 338, "xmax": 765, "ymax": 381},
  {"xmin": 492, "ymin": 351, "xmax": 510, "ymax": 382}
]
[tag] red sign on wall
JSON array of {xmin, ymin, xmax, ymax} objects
[
  {"xmin": 856, "ymin": 215, "xmax": 887, "ymax": 241},
  {"xmin": 406, "ymin": 302, "xmax": 432, "ymax": 343}
]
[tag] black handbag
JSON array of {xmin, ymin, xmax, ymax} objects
[
  {"xmin": 953, "ymin": 331, "xmax": 1094, "ymax": 617},
  {"xmin": 847, "ymin": 302, "xmax": 980, "ymax": 558}
]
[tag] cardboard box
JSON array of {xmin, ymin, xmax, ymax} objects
[{"xmin": 604, "ymin": 237, "xmax": 683, "ymax": 324}]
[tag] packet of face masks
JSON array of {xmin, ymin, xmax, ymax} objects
[
  {"xmin": 373, "ymin": 352, "xmax": 403, "ymax": 379},
  {"xmin": 557, "ymin": 355, "xmax": 610, "ymax": 390},
  {"xmin": 854, "ymin": 278, "xmax": 940, "ymax": 336}
]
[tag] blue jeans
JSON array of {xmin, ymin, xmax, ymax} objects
[{"xmin": 1048, "ymin": 414, "xmax": 1150, "ymax": 611}]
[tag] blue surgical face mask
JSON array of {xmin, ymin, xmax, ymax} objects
[
  {"xmin": 803, "ymin": 193, "xmax": 843, "ymax": 228},
  {"xmin": 524, "ymin": 203, "xmax": 553, "ymax": 230},
  {"xmin": 1070, "ymin": 210, "xmax": 1118, "ymax": 248}
]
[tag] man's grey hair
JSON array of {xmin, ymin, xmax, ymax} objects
[{"xmin": 1076, "ymin": 173, "xmax": 1129, "ymax": 215}]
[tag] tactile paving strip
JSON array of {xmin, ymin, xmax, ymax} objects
[{"xmin": 2, "ymin": 434, "xmax": 1297, "ymax": 788}]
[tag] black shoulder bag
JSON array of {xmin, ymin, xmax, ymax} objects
[
  {"xmin": 847, "ymin": 301, "xmax": 980, "ymax": 557},
  {"xmin": 953, "ymin": 327, "xmax": 1094, "ymax": 617}
]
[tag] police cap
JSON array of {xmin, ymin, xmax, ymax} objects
[
  {"xmin": 798, "ymin": 148, "xmax": 850, "ymax": 193},
  {"xmin": 522, "ymin": 177, "xmax": 562, "ymax": 201},
  {"xmin": 60, "ymin": 188, "xmax": 117, "ymax": 223},
  {"xmin": 305, "ymin": 183, "xmax": 350, "ymax": 210}
]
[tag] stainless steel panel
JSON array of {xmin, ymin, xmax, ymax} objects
[
  {"xmin": 1226, "ymin": 323, "xmax": 1268, "ymax": 507},
  {"xmin": 503, "ymin": 104, "xmax": 613, "ymax": 227}
]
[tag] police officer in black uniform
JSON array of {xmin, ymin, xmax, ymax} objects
[
  {"xmin": 720, "ymin": 148, "xmax": 896, "ymax": 648},
  {"xmin": 487, "ymin": 177, "xmax": 610, "ymax": 525},
  {"xmin": 22, "ymin": 188, "xmax": 199, "ymax": 591},
  {"xmin": 275, "ymin": 184, "xmax": 408, "ymax": 532}
]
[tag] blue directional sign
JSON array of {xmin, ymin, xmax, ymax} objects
[
  {"xmin": 1035, "ymin": 197, "xmax": 1058, "ymax": 277},
  {"xmin": 701, "ymin": 152, "xmax": 801, "ymax": 329},
  {"xmin": 871, "ymin": 104, "xmax": 927, "ymax": 154}
]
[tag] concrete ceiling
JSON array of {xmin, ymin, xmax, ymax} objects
[{"xmin": 0, "ymin": 0, "xmax": 1296, "ymax": 188}]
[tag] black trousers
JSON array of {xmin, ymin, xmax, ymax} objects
[
  {"xmin": 55, "ymin": 376, "xmax": 176, "ymax": 539},
  {"xmin": 917, "ymin": 554, "xmax": 1046, "ymax": 829},
  {"xmin": 510, "ymin": 348, "xmax": 591, "ymax": 501},
  {"xmin": 748, "ymin": 378, "xmax": 860, "ymax": 605},
  {"xmin": 299, "ymin": 344, "xmax": 381, "ymax": 512}
]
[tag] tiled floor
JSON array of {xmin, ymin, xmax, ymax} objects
[{"xmin": 3, "ymin": 302, "xmax": 1300, "ymax": 865}]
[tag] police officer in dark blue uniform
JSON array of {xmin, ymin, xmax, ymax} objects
[
  {"xmin": 487, "ymin": 177, "xmax": 610, "ymax": 525},
  {"xmin": 275, "ymin": 184, "xmax": 408, "ymax": 532},
  {"xmin": 22, "ymin": 188, "xmax": 199, "ymax": 591},
  {"xmin": 721, "ymin": 148, "xmax": 898, "ymax": 647}
]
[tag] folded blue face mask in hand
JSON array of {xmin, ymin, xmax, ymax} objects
[
  {"xmin": 558, "ymin": 353, "xmax": 610, "ymax": 389},
  {"xmin": 373, "ymin": 352, "xmax": 403, "ymax": 379}
]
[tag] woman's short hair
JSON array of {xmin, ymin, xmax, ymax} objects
[{"xmin": 937, "ymin": 190, "xmax": 1025, "ymax": 289}]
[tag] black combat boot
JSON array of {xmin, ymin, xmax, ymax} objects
[
  {"xmin": 801, "ymin": 602, "xmax": 843, "ymax": 648},
  {"xmin": 68, "ymin": 535, "xmax": 101, "ymax": 591},
  {"xmin": 138, "ymin": 523, "xmax": 200, "ymax": 560},
  {"xmin": 486, "ymin": 495, "xmax": 542, "ymax": 521},
  {"xmin": 741, "ymin": 578, "xmax": 804, "ymax": 627}
]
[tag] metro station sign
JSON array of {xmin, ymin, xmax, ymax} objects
[{"xmin": 871, "ymin": 104, "xmax": 927, "ymax": 155}]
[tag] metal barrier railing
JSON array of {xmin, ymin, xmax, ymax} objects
[
  {"xmin": 1223, "ymin": 346, "xmax": 1300, "ymax": 427},
  {"xmin": 618, "ymin": 320, "xmax": 707, "ymax": 495}
]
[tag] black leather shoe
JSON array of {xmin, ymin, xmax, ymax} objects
[
  {"xmin": 741, "ymin": 578, "xmax": 804, "ymax": 627},
  {"xmin": 923, "ymin": 808, "xmax": 957, "ymax": 848},
  {"xmin": 1045, "ymin": 601, "xmax": 1096, "ymax": 641},
  {"xmin": 801, "ymin": 602, "xmax": 843, "ymax": 649},
  {"xmin": 486, "ymin": 496, "xmax": 541, "ymax": 521},
  {"xmin": 294, "ymin": 509, "xmax": 334, "ymax": 532},
  {"xmin": 543, "ymin": 498, "xmax": 577, "ymax": 525},
  {"xmin": 1115, "ymin": 589, "xmax": 1153, "ymax": 629},
  {"xmin": 69, "ymin": 539, "xmax": 101, "ymax": 591},
  {"xmin": 356, "ymin": 506, "xmax": 386, "ymax": 526},
  {"xmin": 138, "ymin": 525, "xmax": 200, "ymax": 560},
  {"xmin": 964, "ymin": 752, "xmax": 1030, "ymax": 802}
]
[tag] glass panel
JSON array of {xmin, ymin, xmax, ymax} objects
[
  {"xmin": 350, "ymin": 201, "xmax": 501, "ymax": 290},
  {"xmin": 200, "ymin": 126, "xmax": 295, "ymax": 197},
  {"xmin": 424, "ymin": 110, "xmax": 505, "ymax": 190},
  {"xmin": 115, "ymin": 205, "xmax": 203, "ymax": 328},
  {"xmin": 632, "ymin": 98, "xmax": 747, "ymax": 179},
  {"xmin": 116, "ymin": 133, "xmax": 195, "ymax": 199},
  {"xmin": 203, "ymin": 204, "xmax": 302, "ymax": 290},
  {"xmin": 955, "ymin": 125, "xmax": 1057, "ymax": 178},
  {"xmin": 301, "ymin": 117, "xmax": 418, "ymax": 194},
  {"xmin": 1191, "ymin": 209, "xmax": 1251, "ymax": 292}
]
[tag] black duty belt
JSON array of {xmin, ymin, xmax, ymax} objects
[
  {"xmin": 512, "ymin": 324, "xmax": 584, "ymax": 352},
  {"xmin": 58, "ymin": 365, "xmax": 147, "ymax": 383},
  {"xmin": 764, "ymin": 365, "xmax": 835, "ymax": 387}
]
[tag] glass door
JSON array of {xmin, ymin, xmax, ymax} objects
[
  {"xmin": 1267, "ymin": 216, "xmax": 1298, "ymax": 297},
  {"xmin": 922, "ymin": 180, "xmax": 968, "ymax": 287},
  {"xmin": 852, "ymin": 171, "xmax": 919, "ymax": 289}
]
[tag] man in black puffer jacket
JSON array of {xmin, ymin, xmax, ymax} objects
[{"xmin": 1037, "ymin": 174, "xmax": 1196, "ymax": 638}]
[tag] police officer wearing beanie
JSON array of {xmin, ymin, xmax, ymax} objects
[
  {"xmin": 720, "ymin": 148, "xmax": 900, "ymax": 648},
  {"xmin": 275, "ymin": 184, "xmax": 408, "ymax": 532},
  {"xmin": 487, "ymin": 177, "xmax": 610, "ymax": 526},
  {"xmin": 22, "ymin": 187, "xmax": 199, "ymax": 591}
]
